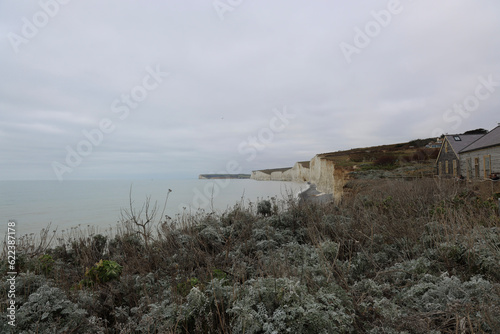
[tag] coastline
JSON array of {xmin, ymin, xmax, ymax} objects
[
  {"xmin": 0, "ymin": 179, "xmax": 304, "ymax": 237},
  {"xmin": 298, "ymin": 183, "xmax": 333, "ymax": 204}
]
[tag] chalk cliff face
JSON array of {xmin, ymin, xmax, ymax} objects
[
  {"xmin": 333, "ymin": 167, "xmax": 348, "ymax": 203},
  {"xmin": 271, "ymin": 171, "xmax": 284, "ymax": 181},
  {"xmin": 310, "ymin": 154, "xmax": 336, "ymax": 194},
  {"xmin": 282, "ymin": 169, "xmax": 293, "ymax": 181},
  {"xmin": 252, "ymin": 156, "xmax": 349, "ymax": 203},
  {"xmin": 251, "ymin": 168, "xmax": 293, "ymax": 181},
  {"xmin": 290, "ymin": 161, "xmax": 310, "ymax": 182},
  {"xmin": 251, "ymin": 139, "xmax": 440, "ymax": 202},
  {"xmin": 251, "ymin": 170, "xmax": 271, "ymax": 181}
]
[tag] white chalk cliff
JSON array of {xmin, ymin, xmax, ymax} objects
[{"xmin": 251, "ymin": 156, "xmax": 347, "ymax": 203}]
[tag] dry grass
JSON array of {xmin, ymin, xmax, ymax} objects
[{"xmin": 1, "ymin": 178, "xmax": 500, "ymax": 333}]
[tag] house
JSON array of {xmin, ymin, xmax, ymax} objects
[
  {"xmin": 435, "ymin": 133, "xmax": 484, "ymax": 177},
  {"xmin": 426, "ymin": 138, "xmax": 443, "ymax": 149},
  {"xmin": 459, "ymin": 125, "xmax": 500, "ymax": 180}
]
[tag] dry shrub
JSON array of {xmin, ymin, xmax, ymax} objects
[
  {"xmin": 2, "ymin": 178, "xmax": 499, "ymax": 333},
  {"xmin": 373, "ymin": 155, "xmax": 397, "ymax": 166}
]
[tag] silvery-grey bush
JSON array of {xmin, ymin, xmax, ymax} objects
[
  {"xmin": 228, "ymin": 277, "xmax": 354, "ymax": 334},
  {"xmin": 16, "ymin": 284, "xmax": 99, "ymax": 333}
]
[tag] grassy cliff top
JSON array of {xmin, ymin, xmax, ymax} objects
[{"xmin": 318, "ymin": 138, "xmax": 439, "ymax": 174}]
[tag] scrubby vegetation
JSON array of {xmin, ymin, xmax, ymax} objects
[
  {"xmin": 322, "ymin": 137, "xmax": 439, "ymax": 174},
  {"xmin": 1, "ymin": 179, "xmax": 500, "ymax": 333}
]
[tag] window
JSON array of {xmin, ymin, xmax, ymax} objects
[
  {"xmin": 453, "ymin": 136, "xmax": 461, "ymax": 141},
  {"xmin": 474, "ymin": 158, "xmax": 480, "ymax": 178},
  {"xmin": 467, "ymin": 158, "xmax": 472, "ymax": 180},
  {"xmin": 445, "ymin": 142, "xmax": 448, "ymax": 153},
  {"xmin": 438, "ymin": 162, "xmax": 442, "ymax": 175},
  {"xmin": 453, "ymin": 160, "xmax": 457, "ymax": 177},
  {"xmin": 484, "ymin": 155, "xmax": 491, "ymax": 178},
  {"xmin": 445, "ymin": 160, "xmax": 449, "ymax": 174}
]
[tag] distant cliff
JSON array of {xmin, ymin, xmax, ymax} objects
[
  {"xmin": 290, "ymin": 161, "xmax": 310, "ymax": 182},
  {"xmin": 251, "ymin": 139, "xmax": 437, "ymax": 202},
  {"xmin": 199, "ymin": 174, "xmax": 251, "ymax": 179},
  {"xmin": 250, "ymin": 168, "xmax": 293, "ymax": 181},
  {"xmin": 251, "ymin": 157, "xmax": 347, "ymax": 203}
]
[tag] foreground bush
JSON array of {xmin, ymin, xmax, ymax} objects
[{"xmin": 1, "ymin": 179, "xmax": 500, "ymax": 333}]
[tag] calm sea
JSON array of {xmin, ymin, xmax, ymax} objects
[{"xmin": 0, "ymin": 179, "xmax": 305, "ymax": 237}]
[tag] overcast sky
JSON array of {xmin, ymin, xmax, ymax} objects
[{"xmin": 1, "ymin": 0, "xmax": 500, "ymax": 181}]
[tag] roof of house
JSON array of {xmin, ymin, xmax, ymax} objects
[
  {"xmin": 444, "ymin": 134, "xmax": 485, "ymax": 154},
  {"xmin": 460, "ymin": 125, "xmax": 500, "ymax": 153}
]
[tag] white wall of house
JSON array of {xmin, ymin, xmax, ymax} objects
[{"xmin": 459, "ymin": 146, "xmax": 500, "ymax": 179}]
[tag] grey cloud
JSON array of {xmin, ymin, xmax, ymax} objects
[{"xmin": 1, "ymin": 0, "xmax": 500, "ymax": 180}]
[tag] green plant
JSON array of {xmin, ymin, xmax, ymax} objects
[
  {"xmin": 212, "ymin": 268, "xmax": 227, "ymax": 280},
  {"xmin": 80, "ymin": 259, "xmax": 123, "ymax": 287},
  {"xmin": 177, "ymin": 277, "xmax": 200, "ymax": 297},
  {"xmin": 37, "ymin": 254, "xmax": 55, "ymax": 275},
  {"xmin": 379, "ymin": 196, "xmax": 393, "ymax": 210}
]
